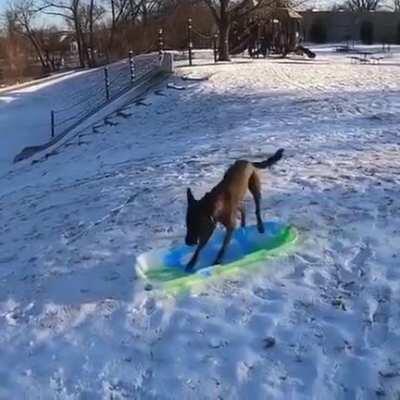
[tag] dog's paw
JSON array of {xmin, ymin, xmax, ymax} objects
[
  {"xmin": 185, "ymin": 264, "xmax": 195, "ymax": 273},
  {"xmin": 257, "ymin": 224, "xmax": 265, "ymax": 234}
]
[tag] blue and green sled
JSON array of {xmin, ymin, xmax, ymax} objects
[{"xmin": 136, "ymin": 221, "xmax": 297, "ymax": 295}]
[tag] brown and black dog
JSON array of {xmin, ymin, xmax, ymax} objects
[{"xmin": 185, "ymin": 148, "xmax": 284, "ymax": 271}]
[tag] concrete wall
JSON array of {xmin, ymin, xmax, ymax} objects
[{"xmin": 300, "ymin": 11, "xmax": 400, "ymax": 44}]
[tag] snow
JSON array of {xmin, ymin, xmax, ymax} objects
[
  {"xmin": 0, "ymin": 70, "xmax": 79, "ymax": 94},
  {"xmin": 0, "ymin": 54, "xmax": 161, "ymax": 172},
  {"xmin": 1, "ymin": 47, "xmax": 400, "ymax": 398},
  {"xmin": 0, "ymin": 69, "xmax": 94, "ymax": 171}
]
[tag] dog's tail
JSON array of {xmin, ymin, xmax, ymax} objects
[{"xmin": 252, "ymin": 148, "xmax": 284, "ymax": 169}]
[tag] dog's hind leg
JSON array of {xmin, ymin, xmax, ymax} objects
[
  {"xmin": 249, "ymin": 172, "xmax": 265, "ymax": 233},
  {"xmin": 239, "ymin": 205, "xmax": 246, "ymax": 228}
]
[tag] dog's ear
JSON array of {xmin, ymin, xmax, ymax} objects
[{"xmin": 187, "ymin": 188, "xmax": 196, "ymax": 205}]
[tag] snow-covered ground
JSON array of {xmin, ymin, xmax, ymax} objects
[
  {"xmin": 1, "ymin": 48, "xmax": 400, "ymax": 399},
  {"xmin": 0, "ymin": 68, "xmax": 107, "ymax": 172},
  {"xmin": 0, "ymin": 54, "xmax": 160, "ymax": 172}
]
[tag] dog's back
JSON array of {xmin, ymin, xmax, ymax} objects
[
  {"xmin": 214, "ymin": 161, "xmax": 255, "ymax": 205},
  {"xmin": 217, "ymin": 148, "xmax": 284, "ymax": 206}
]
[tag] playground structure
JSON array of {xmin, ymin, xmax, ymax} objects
[{"xmin": 230, "ymin": 7, "xmax": 315, "ymax": 58}]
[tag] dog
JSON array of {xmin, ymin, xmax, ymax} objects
[{"xmin": 185, "ymin": 148, "xmax": 284, "ymax": 272}]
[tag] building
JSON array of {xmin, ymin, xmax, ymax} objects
[{"xmin": 300, "ymin": 11, "xmax": 400, "ymax": 44}]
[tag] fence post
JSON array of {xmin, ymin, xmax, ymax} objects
[
  {"xmin": 129, "ymin": 50, "xmax": 135, "ymax": 84},
  {"xmin": 213, "ymin": 34, "xmax": 218, "ymax": 63},
  {"xmin": 158, "ymin": 28, "xmax": 164, "ymax": 58},
  {"xmin": 188, "ymin": 17, "xmax": 193, "ymax": 66},
  {"xmin": 51, "ymin": 110, "xmax": 55, "ymax": 138},
  {"xmin": 104, "ymin": 67, "xmax": 110, "ymax": 101}
]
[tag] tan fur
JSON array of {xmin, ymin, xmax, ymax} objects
[
  {"xmin": 185, "ymin": 149, "xmax": 284, "ymax": 271},
  {"xmin": 206, "ymin": 161, "xmax": 261, "ymax": 229}
]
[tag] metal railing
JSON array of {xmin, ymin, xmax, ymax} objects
[{"xmin": 50, "ymin": 51, "xmax": 162, "ymax": 139}]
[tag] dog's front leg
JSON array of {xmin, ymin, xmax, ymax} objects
[
  {"xmin": 185, "ymin": 228, "xmax": 214, "ymax": 272},
  {"xmin": 239, "ymin": 206, "xmax": 246, "ymax": 228},
  {"xmin": 185, "ymin": 243, "xmax": 205, "ymax": 272},
  {"xmin": 214, "ymin": 228, "xmax": 234, "ymax": 266}
]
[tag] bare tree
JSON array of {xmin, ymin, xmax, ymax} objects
[
  {"xmin": 40, "ymin": 0, "xmax": 104, "ymax": 67},
  {"xmin": 7, "ymin": 0, "xmax": 51, "ymax": 71},
  {"xmin": 39, "ymin": 26, "xmax": 71, "ymax": 70},
  {"xmin": 203, "ymin": 0, "xmax": 272, "ymax": 61},
  {"xmin": 342, "ymin": 0, "xmax": 381, "ymax": 11},
  {"xmin": 139, "ymin": 0, "xmax": 164, "ymax": 25},
  {"xmin": 79, "ymin": 1, "xmax": 105, "ymax": 65},
  {"xmin": 0, "ymin": 11, "xmax": 29, "ymax": 80},
  {"xmin": 106, "ymin": 0, "xmax": 134, "ymax": 60},
  {"xmin": 102, "ymin": 0, "xmax": 166, "ymax": 59},
  {"xmin": 39, "ymin": 0, "xmax": 85, "ymax": 66},
  {"xmin": 89, "ymin": 0, "xmax": 95, "ymax": 64}
]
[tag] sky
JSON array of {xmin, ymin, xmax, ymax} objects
[
  {"xmin": 0, "ymin": 0, "xmax": 334, "ymax": 15},
  {"xmin": 0, "ymin": 0, "xmax": 394, "ymax": 26}
]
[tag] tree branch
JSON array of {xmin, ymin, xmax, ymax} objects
[{"xmin": 203, "ymin": 0, "xmax": 221, "ymax": 24}]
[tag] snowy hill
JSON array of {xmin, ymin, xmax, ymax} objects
[
  {"xmin": 0, "ymin": 54, "xmax": 160, "ymax": 172},
  {"xmin": 0, "ymin": 48, "xmax": 400, "ymax": 399}
]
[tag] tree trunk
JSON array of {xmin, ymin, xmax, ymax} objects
[
  {"xmin": 142, "ymin": 1, "xmax": 148, "ymax": 26},
  {"xmin": 88, "ymin": 0, "xmax": 96, "ymax": 67},
  {"xmin": 218, "ymin": 19, "xmax": 231, "ymax": 61},
  {"xmin": 26, "ymin": 30, "xmax": 50, "ymax": 71},
  {"xmin": 80, "ymin": 22, "xmax": 91, "ymax": 66},
  {"xmin": 72, "ymin": 4, "xmax": 86, "ymax": 68},
  {"xmin": 75, "ymin": 23, "xmax": 85, "ymax": 67},
  {"xmin": 76, "ymin": 35, "xmax": 85, "ymax": 67},
  {"xmin": 19, "ymin": 16, "xmax": 50, "ymax": 72},
  {"xmin": 107, "ymin": 0, "xmax": 116, "ymax": 62}
]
